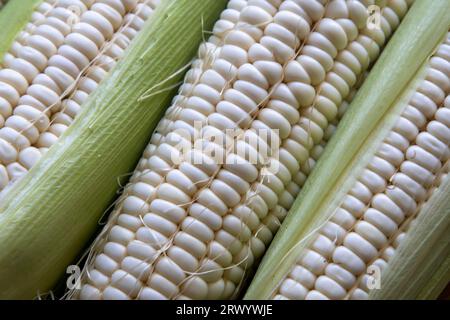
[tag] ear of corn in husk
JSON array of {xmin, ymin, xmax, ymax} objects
[
  {"xmin": 72, "ymin": 0, "xmax": 414, "ymax": 300},
  {"xmin": 245, "ymin": 0, "xmax": 450, "ymax": 300},
  {"xmin": 0, "ymin": 0, "xmax": 227, "ymax": 299}
]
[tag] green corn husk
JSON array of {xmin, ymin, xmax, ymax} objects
[
  {"xmin": 0, "ymin": 0, "xmax": 43, "ymax": 62},
  {"xmin": 0, "ymin": 0, "xmax": 227, "ymax": 299},
  {"xmin": 245, "ymin": 0, "xmax": 450, "ymax": 300}
]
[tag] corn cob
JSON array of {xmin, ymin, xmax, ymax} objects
[
  {"xmin": 0, "ymin": 0, "xmax": 227, "ymax": 299},
  {"xmin": 272, "ymin": 40, "xmax": 449, "ymax": 300},
  {"xmin": 246, "ymin": 0, "xmax": 450, "ymax": 300},
  {"xmin": 75, "ymin": 0, "xmax": 412, "ymax": 300},
  {"xmin": 0, "ymin": 0, "xmax": 159, "ymax": 192}
]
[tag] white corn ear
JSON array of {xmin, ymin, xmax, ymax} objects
[
  {"xmin": 0, "ymin": 0, "xmax": 228, "ymax": 299},
  {"xmin": 272, "ymin": 33, "xmax": 450, "ymax": 300},
  {"xmin": 76, "ymin": 0, "xmax": 412, "ymax": 300}
]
